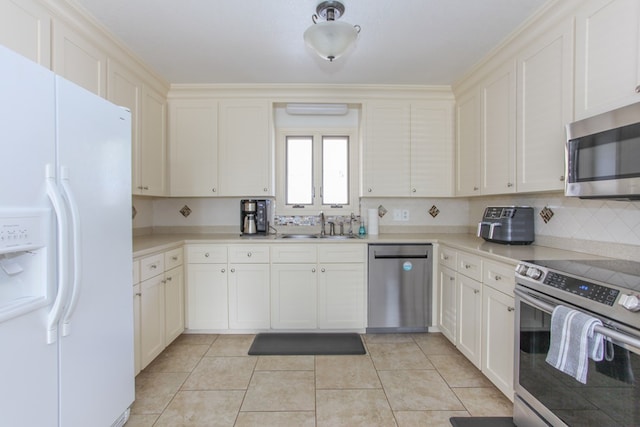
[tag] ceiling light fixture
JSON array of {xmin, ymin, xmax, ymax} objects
[{"xmin": 303, "ymin": 1, "xmax": 361, "ymax": 62}]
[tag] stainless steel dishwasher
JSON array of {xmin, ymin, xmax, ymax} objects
[{"xmin": 367, "ymin": 244, "xmax": 432, "ymax": 333}]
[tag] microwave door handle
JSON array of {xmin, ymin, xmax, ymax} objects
[{"xmin": 515, "ymin": 288, "xmax": 640, "ymax": 351}]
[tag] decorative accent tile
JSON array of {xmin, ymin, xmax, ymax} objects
[
  {"xmin": 378, "ymin": 205, "xmax": 387, "ymax": 218},
  {"xmin": 428, "ymin": 205, "xmax": 440, "ymax": 218},
  {"xmin": 540, "ymin": 206, "xmax": 554, "ymax": 223},
  {"xmin": 132, "ymin": 205, "xmax": 137, "ymax": 220},
  {"xmin": 179, "ymin": 205, "xmax": 192, "ymax": 218}
]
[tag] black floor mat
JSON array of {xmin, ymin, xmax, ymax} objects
[
  {"xmin": 450, "ymin": 417, "xmax": 515, "ymax": 427},
  {"xmin": 248, "ymin": 332, "xmax": 366, "ymax": 355}
]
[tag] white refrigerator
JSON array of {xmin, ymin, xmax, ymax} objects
[{"xmin": 0, "ymin": 44, "xmax": 134, "ymax": 426}]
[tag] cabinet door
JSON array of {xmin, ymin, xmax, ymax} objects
[
  {"xmin": 482, "ymin": 286, "xmax": 515, "ymax": 400},
  {"xmin": 411, "ymin": 101, "xmax": 454, "ymax": 196},
  {"xmin": 516, "ymin": 20, "xmax": 573, "ymax": 193},
  {"xmin": 140, "ymin": 275, "xmax": 165, "ymax": 368},
  {"xmin": 228, "ymin": 263, "xmax": 270, "ymax": 329},
  {"xmin": 455, "ymin": 90, "xmax": 481, "ymax": 196},
  {"xmin": 457, "ymin": 275, "xmax": 482, "ymax": 368},
  {"xmin": 481, "ymin": 61, "xmax": 516, "ymax": 195},
  {"xmin": 271, "ymin": 264, "xmax": 317, "ymax": 329},
  {"xmin": 132, "ymin": 283, "xmax": 141, "ymax": 376},
  {"xmin": 139, "ymin": 85, "xmax": 167, "ymax": 196},
  {"xmin": 168, "ymin": 99, "xmax": 219, "ymax": 196},
  {"xmin": 186, "ymin": 264, "xmax": 228, "ymax": 330},
  {"xmin": 164, "ymin": 266, "xmax": 184, "ymax": 344},
  {"xmin": 218, "ymin": 99, "xmax": 272, "ymax": 196},
  {"xmin": 438, "ymin": 265, "xmax": 457, "ymax": 343},
  {"xmin": 52, "ymin": 20, "xmax": 106, "ymax": 97},
  {"xmin": 317, "ymin": 263, "xmax": 365, "ymax": 329},
  {"xmin": 107, "ymin": 59, "xmax": 143, "ymax": 195},
  {"xmin": 0, "ymin": 0, "xmax": 51, "ymax": 66},
  {"xmin": 362, "ymin": 102, "xmax": 411, "ymax": 196},
  {"xmin": 575, "ymin": 0, "xmax": 640, "ymax": 118}
]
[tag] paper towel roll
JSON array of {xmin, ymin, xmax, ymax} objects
[{"xmin": 368, "ymin": 208, "xmax": 379, "ymax": 235}]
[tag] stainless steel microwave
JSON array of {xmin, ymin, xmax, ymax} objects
[{"xmin": 565, "ymin": 101, "xmax": 640, "ymax": 200}]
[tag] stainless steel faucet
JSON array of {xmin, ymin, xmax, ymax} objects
[{"xmin": 319, "ymin": 211, "xmax": 326, "ymax": 236}]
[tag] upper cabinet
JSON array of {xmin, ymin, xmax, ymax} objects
[
  {"xmin": 0, "ymin": 0, "xmax": 51, "ymax": 67},
  {"xmin": 52, "ymin": 20, "xmax": 107, "ymax": 97},
  {"xmin": 218, "ymin": 99, "xmax": 273, "ymax": 197},
  {"xmin": 455, "ymin": 90, "xmax": 481, "ymax": 196},
  {"xmin": 575, "ymin": 0, "xmax": 640, "ymax": 119},
  {"xmin": 137, "ymin": 86, "xmax": 167, "ymax": 196},
  {"xmin": 516, "ymin": 18, "xmax": 574, "ymax": 193},
  {"xmin": 363, "ymin": 99, "xmax": 454, "ymax": 197},
  {"xmin": 168, "ymin": 99, "xmax": 219, "ymax": 196}
]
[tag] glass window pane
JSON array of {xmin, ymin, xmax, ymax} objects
[
  {"xmin": 286, "ymin": 136, "xmax": 313, "ymax": 205},
  {"xmin": 322, "ymin": 136, "xmax": 349, "ymax": 205}
]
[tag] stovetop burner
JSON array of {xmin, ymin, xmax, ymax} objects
[{"xmin": 522, "ymin": 259, "xmax": 640, "ymax": 293}]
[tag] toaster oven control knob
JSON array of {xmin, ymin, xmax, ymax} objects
[
  {"xmin": 526, "ymin": 267, "xmax": 543, "ymax": 280},
  {"xmin": 515, "ymin": 264, "xmax": 528, "ymax": 276},
  {"xmin": 618, "ymin": 294, "xmax": 640, "ymax": 312}
]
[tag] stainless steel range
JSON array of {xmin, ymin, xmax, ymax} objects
[{"xmin": 514, "ymin": 258, "xmax": 640, "ymax": 427}]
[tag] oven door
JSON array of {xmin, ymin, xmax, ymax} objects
[{"xmin": 514, "ymin": 286, "xmax": 640, "ymax": 427}]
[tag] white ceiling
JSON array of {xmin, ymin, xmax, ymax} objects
[{"xmin": 72, "ymin": 0, "xmax": 549, "ymax": 86}]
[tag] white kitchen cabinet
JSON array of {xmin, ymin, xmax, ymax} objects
[
  {"xmin": 362, "ymin": 102, "xmax": 411, "ymax": 196},
  {"xmin": 0, "ymin": 0, "xmax": 51, "ymax": 67},
  {"xmin": 516, "ymin": 19, "xmax": 573, "ymax": 193},
  {"xmin": 168, "ymin": 99, "xmax": 219, "ymax": 196},
  {"xmin": 52, "ymin": 20, "xmax": 106, "ymax": 97},
  {"xmin": 228, "ymin": 263, "xmax": 270, "ymax": 329},
  {"xmin": 271, "ymin": 264, "xmax": 318, "ymax": 329},
  {"xmin": 107, "ymin": 59, "xmax": 144, "ymax": 195},
  {"xmin": 363, "ymin": 100, "xmax": 454, "ymax": 197},
  {"xmin": 132, "ymin": 260, "xmax": 141, "ymax": 376},
  {"xmin": 482, "ymin": 260, "xmax": 516, "ymax": 400},
  {"xmin": 218, "ymin": 99, "xmax": 273, "ymax": 197},
  {"xmin": 136, "ymin": 85, "xmax": 167, "ymax": 196},
  {"xmin": 438, "ymin": 265, "xmax": 457, "ymax": 343},
  {"xmin": 164, "ymin": 266, "xmax": 184, "ymax": 344},
  {"xmin": 575, "ymin": 0, "xmax": 640, "ymax": 119},
  {"xmin": 185, "ymin": 245, "xmax": 228, "ymax": 330},
  {"xmin": 455, "ymin": 90, "xmax": 482, "ymax": 196},
  {"xmin": 139, "ymin": 272, "xmax": 165, "ymax": 368},
  {"xmin": 457, "ymin": 273, "xmax": 482, "ymax": 368},
  {"xmin": 481, "ymin": 61, "xmax": 517, "ymax": 195}
]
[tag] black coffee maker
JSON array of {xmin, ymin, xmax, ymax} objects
[{"xmin": 240, "ymin": 199, "xmax": 270, "ymax": 235}]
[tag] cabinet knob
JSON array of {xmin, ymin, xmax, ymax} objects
[
  {"xmin": 172, "ymin": 256, "xmax": 178, "ymax": 261},
  {"xmin": 137, "ymin": 186, "xmax": 144, "ymax": 190},
  {"xmin": 473, "ymin": 186, "xmax": 479, "ymax": 191},
  {"xmin": 449, "ymin": 277, "xmax": 455, "ymax": 281},
  {"xmin": 263, "ymin": 188, "xmax": 268, "ymax": 192},
  {"xmin": 231, "ymin": 268, "xmax": 235, "ymax": 273},
  {"xmin": 205, "ymin": 252, "xmax": 210, "ymax": 258},
  {"xmin": 247, "ymin": 252, "xmax": 252, "ymax": 257},
  {"xmin": 143, "ymin": 186, "xmax": 149, "ymax": 190},
  {"xmin": 412, "ymin": 188, "xmax": 416, "ymax": 193},
  {"xmin": 474, "ymin": 289, "xmax": 480, "ymax": 294},
  {"xmin": 221, "ymin": 268, "xmax": 225, "ymax": 273},
  {"xmin": 560, "ymin": 176, "xmax": 565, "ymax": 181},
  {"xmin": 166, "ymin": 277, "xmax": 172, "ymax": 282},
  {"xmin": 321, "ymin": 267, "xmax": 326, "ymax": 273},
  {"xmin": 443, "ymin": 255, "xmax": 449, "ymax": 260},
  {"xmin": 465, "ymin": 264, "xmax": 471, "ymax": 269},
  {"xmin": 150, "ymin": 264, "xmax": 157, "ymax": 269},
  {"xmin": 494, "ymin": 275, "xmax": 501, "ymax": 281},
  {"xmin": 312, "ymin": 268, "xmax": 316, "ymax": 273},
  {"xmin": 135, "ymin": 292, "xmax": 141, "ymax": 297},
  {"xmin": 507, "ymin": 182, "xmax": 513, "ymax": 187},
  {"xmin": 161, "ymin": 279, "xmax": 167, "ymax": 284},
  {"xmin": 368, "ymin": 188, "xmax": 372, "ymax": 193},
  {"xmin": 636, "ymin": 85, "xmax": 640, "ymax": 93},
  {"xmin": 507, "ymin": 307, "xmax": 515, "ymax": 312},
  {"xmin": 212, "ymin": 188, "xmax": 216, "ymax": 193}
]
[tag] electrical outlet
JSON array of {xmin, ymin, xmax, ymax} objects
[
  {"xmin": 392, "ymin": 209, "xmax": 402, "ymax": 221},
  {"xmin": 401, "ymin": 210, "xmax": 410, "ymax": 221}
]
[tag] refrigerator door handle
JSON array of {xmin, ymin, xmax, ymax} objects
[
  {"xmin": 60, "ymin": 166, "xmax": 81, "ymax": 337},
  {"xmin": 45, "ymin": 164, "xmax": 70, "ymax": 344}
]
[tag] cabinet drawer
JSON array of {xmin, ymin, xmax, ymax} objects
[
  {"xmin": 139, "ymin": 253, "xmax": 164, "ymax": 281},
  {"xmin": 483, "ymin": 260, "xmax": 515, "ymax": 295},
  {"xmin": 318, "ymin": 244, "xmax": 366, "ymax": 263},
  {"xmin": 228, "ymin": 244, "xmax": 270, "ymax": 263},
  {"xmin": 186, "ymin": 245, "xmax": 227, "ymax": 264},
  {"xmin": 439, "ymin": 246, "xmax": 457, "ymax": 270},
  {"xmin": 457, "ymin": 251, "xmax": 482, "ymax": 281},
  {"xmin": 132, "ymin": 260, "xmax": 140, "ymax": 285},
  {"xmin": 271, "ymin": 244, "xmax": 317, "ymax": 263},
  {"xmin": 165, "ymin": 247, "xmax": 183, "ymax": 269}
]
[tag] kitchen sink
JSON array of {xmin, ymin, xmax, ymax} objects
[{"xmin": 278, "ymin": 234, "xmax": 359, "ymax": 240}]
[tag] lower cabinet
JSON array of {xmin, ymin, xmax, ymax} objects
[
  {"xmin": 187, "ymin": 263, "xmax": 229, "ymax": 329},
  {"xmin": 271, "ymin": 264, "xmax": 317, "ymax": 329},
  {"xmin": 140, "ymin": 273, "xmax": 165, "ymax": 368},
  {"xmin": 317, "ymin": 262, "xmax": 365, "ymax": 329},
  {"xmin": 438, "ymin": 265, "xmax": 457, "ymax": 343},
  {"xmin": 228, "ymin": 263, "xmax": 270, "ymax": 329},
  {"xmin": 164, "ymin": 266, "xmax": 185, "ymax": 343},
  {"xmin": 457, "ymin": 274, "xmax": 482, "ymax": 368}
]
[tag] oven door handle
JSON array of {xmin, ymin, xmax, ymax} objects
[{"xmin": 515, "ymin": 287, "xmax": 640, "ymax": 350}]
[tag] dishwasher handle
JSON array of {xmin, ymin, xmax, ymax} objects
[{"xmin": 373, "ymin": 254, "xmax": 429, "ymax": 259}]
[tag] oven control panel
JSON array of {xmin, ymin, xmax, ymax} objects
[{"xmin": 543, "ymin": 272, "xmax": 620, "ymax": 306}]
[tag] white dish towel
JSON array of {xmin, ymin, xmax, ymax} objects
[{"xmin": 545, "ymin": 305, "xmax": 605, "ymax": 384}]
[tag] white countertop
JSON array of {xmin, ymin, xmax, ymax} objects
[{"xmin": 133, "ymin": 232, "xmax": 604, "ymax": 264}]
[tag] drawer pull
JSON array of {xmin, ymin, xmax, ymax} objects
[
  {"xmin": 247, "ymin": 252, "xmax": 252, "ymax": 257},
  {"xmin": 150, "ymin": 264, "xmax": 157, "ymax": 269},
  {"xmin": 171, "ymin": 256, "xmax": 178, "ymax": 261},
  {"xmin": 205, "ymin": 253, "xmax": 210, "ymax": 258},
  {"xmin": 221, "ymin": 268, "xmax": 226, "ymax": 273}
]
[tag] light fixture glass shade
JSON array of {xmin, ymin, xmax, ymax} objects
[{"xmin": 304, "ymin": 20, "xmax": 358, "ymax": 61}]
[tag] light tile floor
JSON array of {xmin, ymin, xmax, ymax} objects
[{"xmin": 125, "ymin": 333, "xmax": 513, "ymax": 427}]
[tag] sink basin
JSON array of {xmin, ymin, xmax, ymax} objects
[
  {"xmin": 278, "ymin": 234, "xmax": 318, "ymax": 239},
  {"xmin": 319, "ymin": 235, "xmax": 358, "ymax": 239}
]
